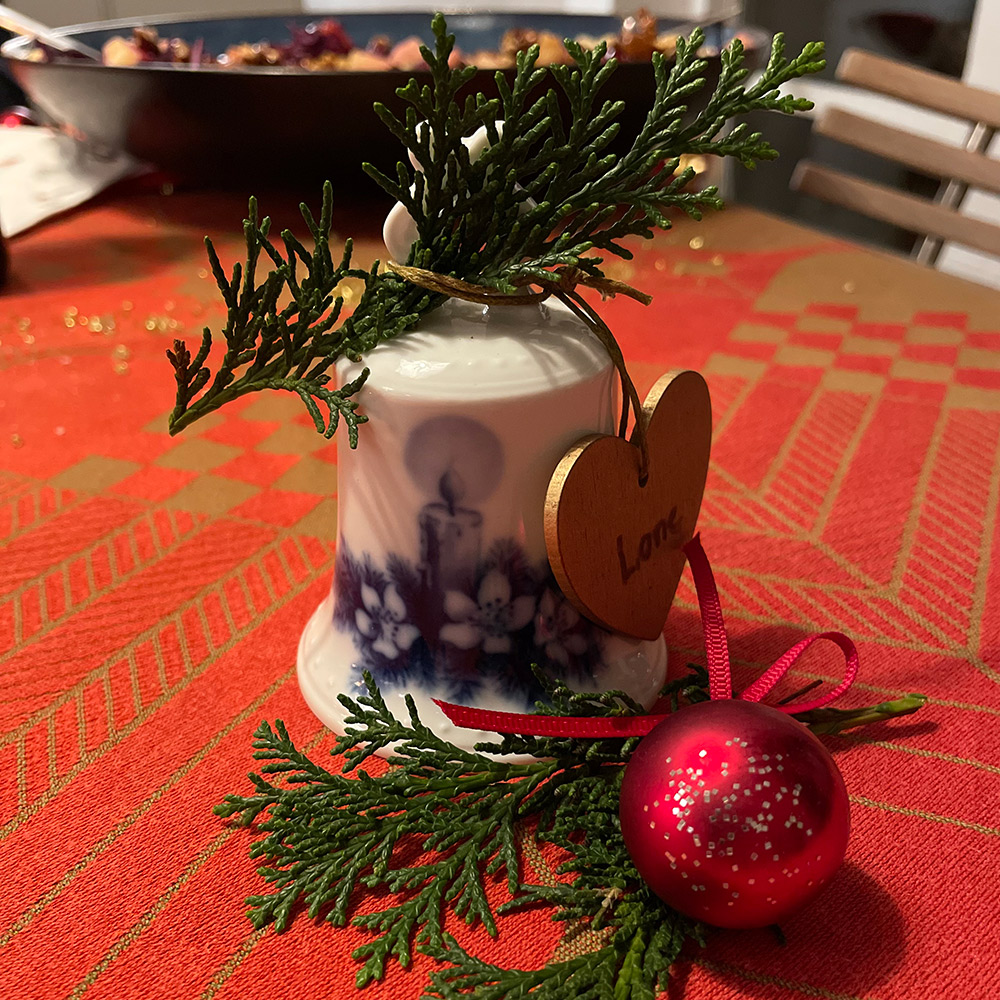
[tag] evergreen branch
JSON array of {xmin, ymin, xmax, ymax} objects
[
  {"xmin": 263, "ymin": 369, "xmax": 370, "ymax": 442},
  {"xmin": 794, "ymin": 693, "xmax": 929, "ymax": 734},
  {"xmin": 218, "ymin": 665, "xmax": 922, "ymax": 997},
  {"xmin": 168, "ymin": 15, "xmax": 824, "ymax": 440}
]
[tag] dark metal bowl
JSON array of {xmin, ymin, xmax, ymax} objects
[{"xmin": 2, "ymin": 12, "xmax": 762, "ymax": 189}]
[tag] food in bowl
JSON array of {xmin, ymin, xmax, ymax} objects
[{"xmin": 30, "ymin": 10, "xmax": 750, "ymax": 72}]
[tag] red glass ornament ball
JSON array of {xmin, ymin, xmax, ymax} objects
[{"xmin": 620, "ymin": 699, "xmax": 850, "ymax": 928}]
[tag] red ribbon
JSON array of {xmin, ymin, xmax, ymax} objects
[{"xmin": 434, "ymin": 534, "xmax": 858, "ymax": 738}]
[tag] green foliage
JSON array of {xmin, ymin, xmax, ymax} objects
[
  {"xmin": 166, "ymin": 186, "xmax": 433, "ymax": 438},
  {"xmin": 795, "ymin": 692, "xmax": 927, "ymax": 734},
  {"xmin": 168, "ymin": 14, "xmax": 824, "ymax": 440},
  {"xmin": 217, "ymin": 668, "xmax": 923, "ymax": 997},
  {"xmin": 368, "ymin": 20, "xmax": 824, "ymax": 292}
]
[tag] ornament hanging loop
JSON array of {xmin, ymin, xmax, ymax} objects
[
  {"xmin": 681, "ymin": 534, "xmax": 860, "ymax": 713},
  {"xmin": 681, "ymin": 534, "xmax": 732, "ymax": 700},
  {"xmin": 385, "ymin": 261, "xmax": 652, "ymax": 486},
  {"xmin": 553, "ymin": 288, "xmax": 650, "ymax": 486}
]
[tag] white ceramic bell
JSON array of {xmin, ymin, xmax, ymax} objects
[
  {"xmin": 297, "ymin": 296, "xmax": 668, "ymax": 752},
  {"xmin": 298, "ymin": 121, "xmax": 666, "ymax": 751}
]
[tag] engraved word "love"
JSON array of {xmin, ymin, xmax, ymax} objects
[{"xmin": 616, "ymin": 506, "xmax": 684, "ymax": 584}]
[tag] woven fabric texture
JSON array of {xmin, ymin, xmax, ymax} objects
[{"xmin": 3, "ymin": 188, "xmax": 999, "ymax": 1000}]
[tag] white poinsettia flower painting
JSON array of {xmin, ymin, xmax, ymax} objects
[
  {"xmin": 440, "ymin": 570, "xmax": 536, "ymax": 653},
  {"xmin": 355, "ymin": 583, "xmax": 420, "ymax": 660},
  {"xmin": 534, "ymin": 588, "xmax": 589, "ymax": 666}
]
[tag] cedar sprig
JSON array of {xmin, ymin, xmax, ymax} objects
[
  {"xmin": 217, "ymin": 669, "xmax": 923, "ymax": 997},
  {"xmin": 424, "ymin": 901, "xmax": 700, "ymax": 1000},
  {"xmin": 217, "ymin": 675, "xmax": 564, "ymax": 987},
  {"xmin": 167, "ymin": 185, "xmax": 437, "ymax": 440},
  {"xmin": 795, "ymin": 693, "xmax": 927, "ymax": 734},
  {"xmin": 168, "ymin": 185, "xmax": 373, "ymax": 439},
  {"xmin": 366, "ymin": 20, "xmax": 825, "ymax": 292},
  {"xmin": 168, "ymin": 14, "xmax": 824, "ymax": 441}
]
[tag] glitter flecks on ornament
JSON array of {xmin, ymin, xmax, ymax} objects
[{"xmin": 620, "ymin": 699, "xmax": 850, "ymax": 928}]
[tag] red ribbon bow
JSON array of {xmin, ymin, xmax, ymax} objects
[{"xmin": 434, "ymin": 534, "xmax": 858, "ymax": 738}]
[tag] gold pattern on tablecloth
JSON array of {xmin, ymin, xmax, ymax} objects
[{"xmin": 2, "ymin": 198, "xmax": 999, "ymax": 1000}]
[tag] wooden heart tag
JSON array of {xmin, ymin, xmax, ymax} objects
[{"xmin": 544, "ymin": 370, "xmax": 712, "ymax": 641}]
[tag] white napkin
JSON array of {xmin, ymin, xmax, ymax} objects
[{"xmin": 0, "ymin": 125, "xmax": 140, "ymax": 237}]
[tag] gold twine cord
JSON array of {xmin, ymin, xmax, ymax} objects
[{"xmin": 386, "ymin": 261, "xmax": 651, "ymax": 484}]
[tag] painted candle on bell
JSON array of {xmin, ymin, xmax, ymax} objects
[{"xmin": 419, "ymin": 469, "xmax": 483, "ymax": 594}]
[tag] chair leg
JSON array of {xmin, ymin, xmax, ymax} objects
[{"xmin": 914, "ymin": 121, "xmax": 996, "ymax": 265}]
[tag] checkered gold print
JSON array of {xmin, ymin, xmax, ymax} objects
[{"xmin": 2, "ymin": 190, "xmax": 999, "ymax": 999}]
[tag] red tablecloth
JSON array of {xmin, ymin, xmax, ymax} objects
[{"xmin": 3, "ymin": 187, "xmax": 1000, "ymax": 1000}]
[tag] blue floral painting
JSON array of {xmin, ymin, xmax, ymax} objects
[{"xmin": 332, "ymin": 538, "xmax": 604, "ymax": 704}]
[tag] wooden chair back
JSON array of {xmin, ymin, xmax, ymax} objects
[{"xmin": 792, "ymin": 49, "xmax": 1000, "ymax": 263}]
